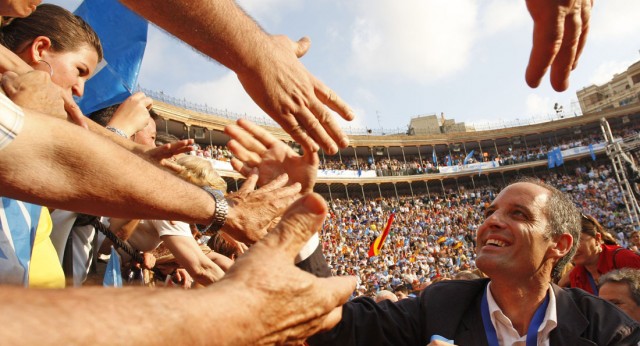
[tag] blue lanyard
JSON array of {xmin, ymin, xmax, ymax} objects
[
  {"xmin": 481, "ymin": 286, "xmax": 550, "ymax": 346},
  {"xmin": 586, "ymin": 271, "xmax": 599, "ymax": 295}
]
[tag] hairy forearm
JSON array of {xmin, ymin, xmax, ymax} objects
[
  {"xmin": 0, "ymin": 285, "xmax": 246, "ymax": 345},
  {"xmin": 0, "ymin": 110, "xmax": 215, "ymax": 224},
  {"xmin": 120, "ymin": 0, "xmax": 269, "ymax": 74}
]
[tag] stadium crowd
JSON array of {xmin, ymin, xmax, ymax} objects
[
  {"xmin": 318, "ymin": 122, "xmax": 639, "ymax": 177},
  {"xmin": 319, "ymin": 161, "xmax": 639, "ymax": 297}
]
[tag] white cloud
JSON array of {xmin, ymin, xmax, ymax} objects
[
  {"xmin": 588, "ymin": 60, "xmax": 634, "ymax": 86},
  {"xmin": 237, "ymin": 0, "xmax": 302, "ymax": 24},
  {"xmin": 348, "ymin": 0, "xmax": 479, "ymax": 83},
  {"xmin": 590, "ymin": 0, "xmax": 640, "ymax": 41},
  {"xmin": 525, "ymin": 93, "xmax": 554, "ymax": 117},
  {"xmin": 175, "ymin": 72, "xmax": 270, "ymax": 121},
  {"xmin": 480, "ymin": 0, "xmax": 528, "ymax": 36}
]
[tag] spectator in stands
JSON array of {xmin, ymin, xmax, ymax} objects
[
  {"xmin": 629, "ymin": 231, "xmax": 640, "ymax": 253},
  {"xmin": 599, "ymin": 268, "xmax": 640, "ymax": 322},
  {"xmin": 309, "ymin": 178, "xmax": 640, "ymax": 345},
  {"xmin": 569, "ymin": 214, "xmax": 640, "ymax": 295}
]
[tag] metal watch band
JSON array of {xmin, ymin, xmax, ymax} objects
[
  {"xmin": 105, "ymin": 126, "xmax": 128, "ymax": 138},
  {"xmin": 199, "ymin": 186, "xmax": 228, "ymax": 233}
]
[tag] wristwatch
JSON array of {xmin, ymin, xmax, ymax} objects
[{"xmin": 197, "ymin": 186, "xmax": 228, "ymax": 233}]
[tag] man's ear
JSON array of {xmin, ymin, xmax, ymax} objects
[
  {"xmin": 549, "ymin": 233, "xmax": 573, "ymax": 260},
  {"xmin": 25, "ymin": 36, "xmax": 53, "ymax": 64}
]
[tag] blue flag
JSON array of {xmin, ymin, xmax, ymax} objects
[
  {"xmin": 588, "ymin": 144, "xmax": 596, "ymax": 161},
  {"xmin": 75, "ymin": 0, "xmax": 148, "ymax": 115},
  {"xmin": 103, "ymin": 246, "xmax": 122, "ymax": 287},
  {"xmin": 548, "ymin": 151, "xmax": 556, "ymax": 168},
  {"xmin": 554, "ymin": 148, "xmax": 564, "ymax": 166},
  {"xmin": 463, "ymin": 150, "xmax": 475, "ymax": 165}
]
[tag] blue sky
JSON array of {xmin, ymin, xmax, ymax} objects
[{"xmin": 49, "ymin": 0, "xmax": 640, "ymax": 133}]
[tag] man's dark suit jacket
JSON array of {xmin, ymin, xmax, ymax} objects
[{"xmin": 309, "ymin": 278, "xmax": 640, "ymax": 345}]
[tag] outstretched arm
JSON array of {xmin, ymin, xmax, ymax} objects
[
  {"xmin": 0, "ymin": 107, "xmax": 216, "ymax": 224},
  {"xmin": 120, "ymin": 0, "xmax": 355, "ymax": 155},
  {"xmin": 1, "ymin": 193, "xmax": 356, "ymax": 345}
]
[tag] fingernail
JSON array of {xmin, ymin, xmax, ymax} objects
[{"xmin": 340, "ymin": 136, "xmax": 350, "ymax": 147}]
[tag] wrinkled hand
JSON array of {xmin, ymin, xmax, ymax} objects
[
  {"xmin": 1, "ymin": 71, "xmax": 88, "ymax": 128},
  {"xmin": 107, "ymin": 92, "xmax": 154, "ymax": 137},
  {"xmin": 236, "ymin": 35, "xmax": 354, "ymax": 155},
  {"xmin": 220, "ymin": 193, "xmax": 356, "ymax": 345},
  {"xmin": 226, "ymin": 119, "xmax": 319, "ymax": 194},
  {"xmin": 525, "ymin": 0, "xmax": 593, "ymax": 91},
  {"xmin": 1, "ymin": 70, "xmax": 65, "ymax": 117},
  {"xmin": 223, "ymin": 171, "xmax": 301, "ymax": 244}
]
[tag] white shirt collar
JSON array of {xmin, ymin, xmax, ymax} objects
[{"xmin": 486, "ymin": 282, "xmax": 558, "ymax": 345}]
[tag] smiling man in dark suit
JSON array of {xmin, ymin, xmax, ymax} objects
[{"xmin": 309, "ymin": 178, "xmax": 640, "ymax": 346}]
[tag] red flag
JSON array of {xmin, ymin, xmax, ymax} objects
[{"xmin": 368, "ymin": 213, "xmax": 395, "ymax": 257}]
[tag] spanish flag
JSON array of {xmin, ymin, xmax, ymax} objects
[{"xmin": 368, "ymin": 213, "xmax": 395, "ymax": 257}]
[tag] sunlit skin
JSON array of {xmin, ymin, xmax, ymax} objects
[
  {"xmin": 16, "ymin": 36, "xmax": 99, "ymax": 98},
  {"xmin": 0, "ymin": 0, "xmax": 41, "ymax": 18},
  {"xmin": 36, "ymin": 44, "xmax": 99, "ymax": 98},
  {"xmin": 475, "ymin": 183, "xmax": 556, "ymax": 280},
  {"xmin": 132, "ymin": 118, "xmax": 157, "ymax": 148},
  {"xmin": 599, "ymin": 281, "xmax": 640, "ymax": 322}
]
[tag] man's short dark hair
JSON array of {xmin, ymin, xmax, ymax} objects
[{"xmin": 88, "ymin": 104, "xmax": 119, "ymax": 127}]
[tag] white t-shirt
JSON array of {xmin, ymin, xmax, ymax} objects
[{"xmin": 126, "ymin": 220, "xmax": 192, "ymax": 252}]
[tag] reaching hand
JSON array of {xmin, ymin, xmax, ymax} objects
[
  {"xmin": 226, "ymin": 119, "xmax": 319, "ymax": 194},
  {"xmin": 236, "ymin": 35, "xmax": 354, "ymax": 155},
  {"xmin": 219, "ymin": 193, "xmax": 356, "ymax": 345},
  {"xmin": 107, "ymin": 92, "xmax": 154, "ymax": 137},
  {"xmin": 1, "ymin": 71, "xmax": 66, "ymax": 117},
  {"xmin": 0, "ymin": 70, "xmax": 89, "ymax": 129},
  {"xmin": 223, "ymin": 171, "xmax": 301, "ymax": 244},
  {"xmin": 525, "ymin": 0, "xmax": 593, "ymax": 91},
  {"xmin": 144, "ymin": 139, "xmax": 194, "ymax": 163},
  {"xmin": 61, "ymin": 90, "xmax": 88, "ymax": 129}
]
